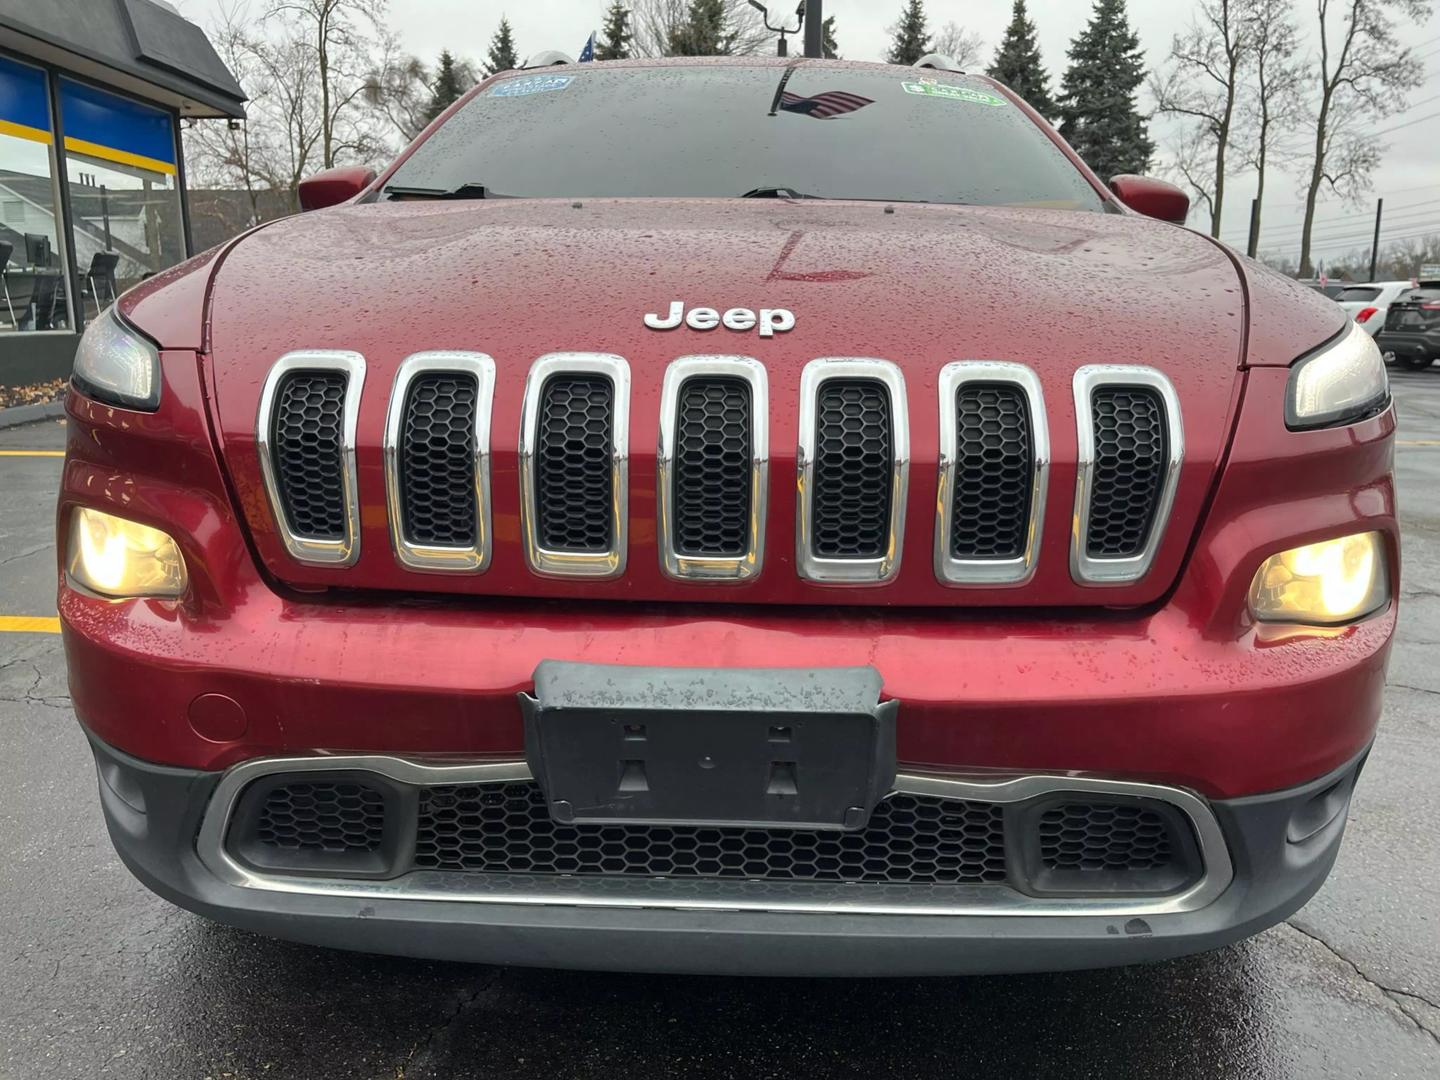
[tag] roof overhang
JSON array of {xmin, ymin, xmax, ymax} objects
[{"xmin": 0, "ymin": 0, "xmax": 245, "ymax": 120}]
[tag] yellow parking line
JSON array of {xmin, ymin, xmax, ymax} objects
[
  {"xmin": 1398, "ymin": 440, "xmax": 1440, "ymax": 446},
  {"xmin": 0, "ymin": 450, "xmax": 64, "ymax": 457},
  {"xmin": 0, "ymin": 616, "xmax": 61, "ymax": 634}
]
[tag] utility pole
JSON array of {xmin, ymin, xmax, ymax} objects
[
  {"xmin": 1368, "ymin": 199, "xmax": 1384, "ymax": 283},
  {"xmin": 1246, "ymin": 198, "xmax": 1260, "ymax": 259},
  {"xmin": 803, "ymin": 0, "xmax": 823, "ymax": 58}
]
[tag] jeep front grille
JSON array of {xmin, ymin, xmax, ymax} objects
[
  {"xmin": 256, "ymin": 354, "xmax": 1186, "ymax": 589},
  {"xmin": 256, "ymin": 350, "xmax": 365, "ymax": 566}
]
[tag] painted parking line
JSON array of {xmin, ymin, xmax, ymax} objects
[
  {"xmin": 0, "ymin": 450, "xmax": 64, "ymax": 457},
  {"xmin": 0, "ymin": 616, "xmax": 61, "ymax": 634},
  {"xmin": 1398, "ymin": 440, "xmax": 1440, "ymax": 447}
]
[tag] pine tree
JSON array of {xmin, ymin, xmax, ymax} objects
[
  {"xmin": 987, "ymin": 1, "xmax": 1056, "ymax": 118},
  {"xmin": 486, "ymin": 16, "xmax": 518, "ymax": 75},
  {"xmin": 668, "ymin": 0, "xmax": 734, "ymax": 56},
  {"xmin": 886, "ymin": 1, "xmax": 930, "ymax": 65},
  {"xmin": 595, "ymin": 2, "xmax": 632, "ymax": 61},
  {"xmin": 822, "ymin": 15, "xmax": 839, "ymax": 59},
  {"xmin": 1058, "ymin": 0, "xmax": 1154, "ymax": 179},
  {"xmin": 424, "ymin": 50, "xmax": 468, "ymax": 123}
]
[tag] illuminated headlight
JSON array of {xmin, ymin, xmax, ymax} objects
[
  {"xmin": 1249, "ymin": 532, "xmax": 1389, "ymax": 625},
  {"xmin": 67, "ymin": 508, "xmax": 187, "ymax": 599},
  {"xmin": 72, "ymin": 311, "xmax": 160, "ymax": 411},
  {"xmin": 1286, "ymin": 321, "xmax": 1389, "ymax": 430}
]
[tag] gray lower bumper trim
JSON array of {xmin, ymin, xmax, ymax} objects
[{"xmin": 86, "ymin": 734, "xmax": 1367, "ymax": 976}]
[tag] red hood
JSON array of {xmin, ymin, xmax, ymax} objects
[{"xmin": 192, "ymin": 197, "xmax": 1250, "ymax": 607}]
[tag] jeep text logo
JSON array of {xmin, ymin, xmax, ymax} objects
[{"xmin": 644, "ymin": 301, "xmax": 796, "ymax": 338}]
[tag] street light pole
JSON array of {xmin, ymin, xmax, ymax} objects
[{"xmin": 803, "ymin": 0, "xmax": 824, "ymax": 58}]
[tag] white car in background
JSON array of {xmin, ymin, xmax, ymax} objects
[{"xmin": 1335, "ymin": 282, "xmax": 1415, "ymax": 354}]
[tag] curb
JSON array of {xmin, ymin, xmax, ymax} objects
[{"xmin": 0, "ymin": 398, "xmax": 66, "ymax": 430}]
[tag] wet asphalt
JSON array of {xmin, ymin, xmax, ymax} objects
[{"xmin": 1, "ymin": 375, "xmax": 1438, "ymax": 1079}]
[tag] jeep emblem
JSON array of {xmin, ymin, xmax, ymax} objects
[{"xmin": 644, "ymin": 301, "xmax": 796, "ymax": 338}]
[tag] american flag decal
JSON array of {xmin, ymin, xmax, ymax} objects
[{"xmin": 778, "ymin": 90, "xmax": 875, "ymax": 119}]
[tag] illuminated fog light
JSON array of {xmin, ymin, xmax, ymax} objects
[
  {"xmin": 1248, "ymin": 532, "xmax": 1388, "ymax": 626},
  {"xmin": 67, "ymin": 508, "xmax": 187, "ymax": 599}
]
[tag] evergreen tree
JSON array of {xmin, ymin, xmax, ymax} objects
[
  {"xmin": 1058, "ymin": 0, "xmax": 1153, "ymax": 178},
  {"xmin": 595, "ymin": 2, "xmax": 632, "ymax": 61},
  {"xmin": 987, "ymin": 1, "xmax": 1057, "ymax": 118},
  {"xmin": 886, "ymin": 1, "xmax": 930, "ymax": 65},
  {"xmin": 424, "ymin": 50, "xmax": 468, "ymax": 123},
  {"xmin": 822, "ymin": 15, "xmax": 839, "ymax": 59},
  {"xmin": 486, "ymin": 16, "xmax": 518, "ymax": 75},
  {"xmin": 668, "ymin": 0, "xmax": 734, "ymax": 56}
]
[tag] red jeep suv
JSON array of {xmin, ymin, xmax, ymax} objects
[{"xmin": 59, "ymin": 58, "xmax": 1397, "ymax": 975}]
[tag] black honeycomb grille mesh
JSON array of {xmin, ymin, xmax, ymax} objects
[
  {"xmin": 1039, "ymin": 803, "xmax": 1174, "ymax": 871},
  {"xmin": 414, "ymin": 782, "xmax": 1009, "ymax": 884},
  {"xmin": 812, "ymin": 379, "xmax": 893, "ymax": 559},
  {"xmin": 255, "ymin": 781, "xmax": 386, "ymax": 853},
  {"xmin": 951, "ymin": 385, "xmax": 1033, "ymax": 559},
  {"xmin": 400, "ymin": 373, "xmax": 478, "ymax": 547},
  {"xmin": 674, "ymin": 377, "xmax": 752, "ymax": 557},
  {"xmin": 1086, "ymin": 387, "xmax": 1167, "ymax": 558},
  {"xmin": 535, "ymin": 375, "xmax": 613, "ymax": 552},
  {"xmin": 272, "ymin": 372, "xmax": 347, "ymax": 540}
]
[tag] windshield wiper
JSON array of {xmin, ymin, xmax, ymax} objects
[
  {"xmin": 740, "ymin": 187, "xmax": 824, "ymax": 200},
  {"xmin": 383, "ymin": 182, "xmax": 508, "ymax": 200}
]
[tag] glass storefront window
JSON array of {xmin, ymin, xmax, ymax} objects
[
  {"xmin": 59, "ymin": 78, "xmax": 184, "ymax": 321},
  {"xmin": 0, "ymin": 54, "xmax": 73, "ymax": 333}
]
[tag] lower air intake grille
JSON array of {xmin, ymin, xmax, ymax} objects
[
  {"xmin": 535, "ymin": 374, "xmax": 613, "ymax": 551},
  {"xmin": 399, "ymin": 373, "xmax": 478, "ymax": 547},
  {"xmin": 1038, "ymin": 802, "xmax": 1174, "ymax": 871},
  {"xmin": 271, "ymin": 371, "xmax": 347, "ymax": 539},
  {"xmin": 951, "ymin": 384, "xmax": 1033, "ymax": 559},
  {"xmin": 414, "ymin": 782, "xmax": 1009, "ymax": 885},
  {"xmin": 811, "ymin": 379, "xmax": 893, "ymax": 559},
  {"xmin": 255, "ymin": 781, "xmax": 386, "ymax": 854},
  {"xmin": 673, "ymin": 377, "xmax": 752, "ymax": 556},
  {"xmin": 1086, "ymin": 387, "xmax": 1167, "ymax": 558}
]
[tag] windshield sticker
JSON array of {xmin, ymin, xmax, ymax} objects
[
  {"xmin": 900, "ymin": 81, "xmax": 1003, "ymax": 106},
  {"xmin": 489, "ymin": 74, "xmax": 574, "ymax": 98}
]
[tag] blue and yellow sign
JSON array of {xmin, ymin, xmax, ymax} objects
[
  {"xmin": 60, "ymin": 78, "xmax": 176, "ymax": 176},
  {"xmin": 0, "ymin": 54, "xmax": 52, "ymax": 145}
]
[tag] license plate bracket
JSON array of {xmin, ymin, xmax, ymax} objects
[{"xmin": 520, "ymin": 662, "xmax": 897, "ymax": 832}]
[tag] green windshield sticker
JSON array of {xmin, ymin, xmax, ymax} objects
[{"xmin": 900, "ymin": 81, "xmax": 1004, "ymax": 106}]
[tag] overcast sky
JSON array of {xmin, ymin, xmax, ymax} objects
[{"xmin": 178, "ymin": 0, "xmax": 1440, "ymax": 270}]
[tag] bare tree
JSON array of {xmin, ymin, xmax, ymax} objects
[
  {"xmin": 271, "ymin": 0, "xmax": 390, "ymax": 169},
  {"xmin": 629, "ymin": 0, "xmax": 773, "ymax": 57},
  {"xmin": 1152, "ymin": 0, "xmax": 1248, "ymax": 238},
  {"xmin": 1237, "ymin": 0, "xmax": 1304, "ymax": 254},
  {"xmin": 931, "ymin": 22, "xmax": 985, "ymax": 69},
  {"xmin": 1296, "ymin": 0, "xmax": 1430, "ymax": 276},
  {"xmin": 1167, "ymin": 123, "xmax": 1218, "ymax": 228}
]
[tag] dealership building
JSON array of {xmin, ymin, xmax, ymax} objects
[{"xmin": 0, "ymin": 0, "xmax": 243, "ymax": 385}]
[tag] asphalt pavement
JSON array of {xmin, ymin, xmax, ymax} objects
[{"xmin": 2, "ymin": 375, "xmax": 1438, "ymax": 1079}]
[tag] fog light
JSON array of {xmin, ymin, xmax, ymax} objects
[
  {"xmin": 67, "ymin": 507, "xmax": 186, "ymax": 598},
  {"xmin": 1248, "ymin": 532, "xmax": 1388, "ymax": 626}
]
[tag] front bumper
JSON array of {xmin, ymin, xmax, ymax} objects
[
  {"xmin": 90, "ymin": 734, "xmax": 1367, "ymax": 976},
  {"xmin": 1377, "ymin": 331, "xmax": 1440, "ymax": 360}
]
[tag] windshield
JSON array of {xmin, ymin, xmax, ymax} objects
[{"xmin": 384, "ymin": 64, "xmax": 1104, "ymax": 210}]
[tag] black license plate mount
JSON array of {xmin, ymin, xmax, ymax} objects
[{"xmin": 520, "ymin": 662, "xmax": 897, "ymax": 832}]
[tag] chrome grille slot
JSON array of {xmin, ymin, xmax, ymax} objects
[
  {"xmin": 272, "ymin": 372, "xmax": 347, "ymax": 540},
  {"xmin": 1086, "ymin": 387, "xmax": 1166, "ymax": 557},
  {"xmin": 401, "ymin": 373, "xmax": 478, "ymax": 547},
  {"xmin": 383, "ymin": 351, "xmax": 495, "ymax": 572},
  {"xmin": 657, "ymin": 356, "xmax": 768, "ymax": 581},
  {"xmin": 256, "ymin": 350, "xmax": 365, "ymax": 566},
  {"xmin": 537, "ymin": 374, "xmax": 614, "ymax": 551},
  {"xmin": 797, "ymin": 358, "xmax": 909, "ymax": 584},
  {"xmin": 675, "ymin": 378, "xmax": 751, "ymax": 556},
  {"xmin": 1071, "ymin": 366, "xmax": 1183, "ymax": 585},
  {"xmin": 519, "ymin": 352, "xmax": 630, "ymax": 579}
]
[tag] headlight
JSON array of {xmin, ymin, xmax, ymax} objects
[
  {"xmin": 1248, "ymin": 532, "xmax": 1389, "ymax": 625},
  {"xmin": 1286, "ymin": 321, "xmax": 1389, "ymax": 430},
  {"xmin": 72, "ymin": 311, "xmax": 160, "ymax": 411},
  {"xmin": 67, "ymin": 508, "xmax": 187, "ymax": 598}
]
